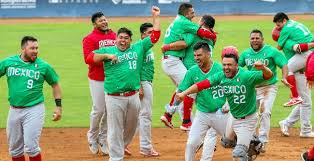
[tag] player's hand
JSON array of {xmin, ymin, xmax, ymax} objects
[
  {"xmin": 221, "ymin": 103, "xmax": 229, "ymax": 113},
  {"xmin": 152, "ymin": 6, "xmax": 160, "ymax": 16},
  {"xmin": 307, "ymin": 80, "xmax": 314, "ymax": 88},
  {"xmin": 107, "ymin": 54, "xmax": 118, "ymax": 63},
  {"xmin": 175, "ymin": 93, "xmax": 185, "ymax": 102},
  {"xmin": 52, "ymin": 106, "xmax": 62, "ymax": 121},
  {"xmin": 281, "ymin": 78, "xmax": 292, "ymax": 88},
  {"xmin": 139, "ymin": 85, "xmax": 144, "ymax": 100},
  {"xmin": 293, "ymin": 44, "xmax": 302, "ymax": 54},
  {"xmin": 253, "ymin": 61, "xmax": 265, "ymax": 70}
]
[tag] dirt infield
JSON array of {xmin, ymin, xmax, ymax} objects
[{"xmin": 0, "ymin": 128, "xmax": 312, "ymax": 161}]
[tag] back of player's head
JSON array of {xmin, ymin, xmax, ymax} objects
[
  {"xmin": 91, "ymin": 12, "xmax": 104, "ymax": 23},
  {"xmin": 273, "ymin": 12, "xmax": 289, "ymax": 23},
  {"xmin": 21, "ymin": 36, "xmax": 37, "ymax": 49},
  {"xmin": 250, "ymin": 29, "xmax": 263, "ymax": 38},
  {"xmin": 178, "ymin": 3, "xmax": 193, "ymax": 16},
  {"xmin": 193, "ymin": 41, "xmax": 211, "ymax": 53},
  {"xmin": 201, "ymin": 15, "xmax": 215, "ymax": 29},
  {"xmin": 118, "ymin": 27, "xmax": 133, "ymax": 38},
  {"xmin": 140, "ymin": 22, "xmax": 153, "ymax": 34},
  {"xmin": 221, "ymin": 46, "xmax": 239, "ymax": 62}
]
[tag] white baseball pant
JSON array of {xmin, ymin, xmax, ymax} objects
[
  {"xmin": 185, "ymin": 110, "xmax": 229, "ymax": 161},
  {"xmin": 255, "ymin": 84, "xmax": 278, "ymax": 143},
  {"xmin": 139, "ymin": 81, "xmax": 153, "ymax": 151},
  {"xmin": 287, "ymin": 51, "xmax": 311, "ymax": 75},
  {"xmin": 280, "ymin": 72, "xmax": 313, "ymax": 134},
  {"xmin": 225, "ymin": 113, "xmax": 258, "ymax": 151},
  {"xmin": 87, "ymin": 79, "xmax": 107, "ymax": 145},
  {"xmin": 105, "ymin": 92, "xmax": 141, "ymax": 161},
  {"xmin": 200, "ymin": 128, "xmax": 217, "ymax": 161},
  {"xmin": 7, "ymin": 103, "xmax": 45, "ymax": 157},
  {"xmin": 162, "ymin": 55, "xmax": 187, "ymax": 120}
]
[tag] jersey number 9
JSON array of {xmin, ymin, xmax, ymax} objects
[{"xmin": 27, "ymin": 79, "xmax": 33, "ymax": 89}]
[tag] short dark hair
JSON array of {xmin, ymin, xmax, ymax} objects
[
  {"xmin": 273, "ymin": 12, "xmax": 289, "ymax": 23},
  {"xmin": 21, "ymin": 36, "xmax": 37, "ymax": 48},
  {"xmin": 223, "ymin": 53, "xmax": 238, "ymax": 63},
  {"xmin": 193, "ymin": 41, "xmax": 211, "ymax": 53},
  {"xmin": 250, "ymin": 29, "xmax": 263, "ymax": 38},
  {"xmin": 118, "ymin": 27, "xmax": 133, "ymax": 38},
  {"xmin": 140, "ymin": 22, "xmax": 153, "ymax": 34},
  {"xmin": 178, "ymin": 3, "xmax": 193, "ymax": 16},
  {"xmin": 201, "ymin": 15, "xmax": 215, "ymax": 29},
  {"xmin": 91, "ymin": 12, "xmax": 104, "ymax": 23}
]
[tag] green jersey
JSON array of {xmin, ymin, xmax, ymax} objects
[
  {"xmin": 140, "ymin": 49, "xmax": 154, "ymax": 81},
  {"xmin": 182, "ymin": 33, "xmax": 214, "ymax": 69},
  {"xmin": 239, "ymin": 45, "xmax": 287, "ymax": 86},
  {"xmin": 94, "ymin": 37, "xmax": 153, "ymax": 94},
  {"xmin": 282, "ymin": 39, "xmax": 296, "ymax": 60},
  {"xmin": 208, "ymin": 68, "xmax": 265, "ymax": 118},
  {"xmin": 0, "ymin": 55, "xmax": 59, "ymax": 107},
  {"xmin": 278, "ymin": 20, "xmax": 313, "ymax": 48},
  {"xmin": 179, "ymin": 62, "xmax": 225, "ymax": 113},
  {"xmin": 163, "ymin": 15, "xmax": 200, "ymax": 58}
]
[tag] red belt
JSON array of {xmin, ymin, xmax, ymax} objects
[
  {"xmin": 163, "ymin": 55, "xmax": 183, "ymax": 60},
  {"xmin": 108, "ymin": 90, "xmax": 137, "ymax": 97}
]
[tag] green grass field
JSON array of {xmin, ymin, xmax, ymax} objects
[{"xmin": 0, "ymin": 17, "xmax": 313, "ymax": 128}]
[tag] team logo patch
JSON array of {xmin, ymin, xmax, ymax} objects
[
  {"xmin": 237, "ymin": 78, "xmax": 240, "ymax": 82},
  {"xmin": 263, "ymin": 53, "xmax": 267, "ymax": 56},
  {"xmin": 35, "ymin": 64, "xmax": 38, "ymax": 68}
]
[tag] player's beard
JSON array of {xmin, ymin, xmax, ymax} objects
[{"xmin": 26, "ymin": 53, "xmax": 37, "ymax": 62}]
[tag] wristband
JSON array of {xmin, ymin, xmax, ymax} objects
[
  {"xmin": 55, "ymin": 99, "xmax": 62, "ymax": 107},
  {"xmin": 162, "ymin": 44, "xmax": 171, "ymax": 52}
]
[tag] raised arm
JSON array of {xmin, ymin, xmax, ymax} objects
[
  {"xmin": 253, "ymin": 61, "xmax": 273, "ymax": 80},
  {"xmin": 150, "ymin": 6, "xmax": 161, "ymax": 44}
]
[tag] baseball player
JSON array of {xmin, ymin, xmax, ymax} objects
[
  {"xmin": 238, "ymin": 29, "xmax": 288, "ymax": 152},
  {"xmin": 176, "ymin": 47, "xmax": 273, "ymax": 161},
  {"xmin": 306, "ymin": 46, "xmax": 314, "ymax": 87},
  {"xmin": 138, "ymin": 22, "xmax": 160, "ymax": 157},
  {"xmin": 177, "ymin": 41, "xmax": 228, "ymax": 161},
  {"xmin": 160, "ymin": 3, "xmax": 217, "ymax": 129},
  {"xmin": 302, "ymin": 146, "xmax": 314, "ymax": 161},
  {"xmin": 161, "ymin": 13, "xmax": 217, "ymax": 130},
  {"xmin": 272, "ymin": 26, "xmax": 314, "ymax": 138},
  {"xmin": 86, "ymin": 6, "xmax": 161, "ymax": 161},
  {"xmin": 273, "ymin": 12, "xmax": 314, "ymax": 107},
  {"xmin": 0, "ymin": 36, "xmax": 62, "ymax": 161},
  {"xmin": 82, "ymin": 11, "xmax": 116, "ymax": 155}
]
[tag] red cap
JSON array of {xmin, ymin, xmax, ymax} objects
[
  {"xmin": 272, "ymin": 26, "xmax": 281, "ymax": 42},
  {"xmin": 221, "ymin": 46, "xmax": 239, "ymax": 59}
]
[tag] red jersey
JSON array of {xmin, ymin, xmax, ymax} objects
[
  {"xmin": 82, "ymin": 28, "xmax": 116, "ymax": 81},
  {"xmin": 306, "ymin": 51, "xmax": 314, "ymax": 81}
]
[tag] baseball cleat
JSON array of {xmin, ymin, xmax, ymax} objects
[
  {"xmin": 300, "ymin": 131, "xmax": 314, "ymax": 138},
  {"xmin": 301, "ymin": 151, "xmax": 314, "ymax": 161},
  {"xmin": 160, "ymin": 113, "xmax": 174, "ymax": 129},
  {"xmin": 279, "ymin": 121, "xmax": 289, "ymax": 137},
  {"xmin": 180, "ymin": 121, "xmax": 192, "ymax": 131},
  {"xmin": 260, "ymin": 142, "xmax": 267, "ymax": 153},
  {"xmin": 140, "ymin": 148, "xmax": 160, "ymax": 157},
  {"xmin": 89, "ymin": 143, "xmax": 99, "ymax": 155},
  {"xmin": 283, "ymin": 96, "xmax": 303, "ymax": 107},
  {"xmin": 99, "ymin": 143, "xmax": 109, "ymax": 155}
]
